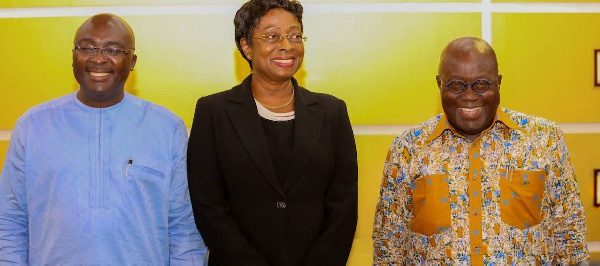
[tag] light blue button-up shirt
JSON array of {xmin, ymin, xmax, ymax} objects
[{"xmin": 0, "ymin": 92, "xmax": 207, "ymax": 265}]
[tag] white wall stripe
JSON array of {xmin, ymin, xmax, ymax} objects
[
  {"xmin": 0, "ymin": 131, "xmax": 10, "ymax": 141},
  {"xmin": 303, "ymin": 3, "xmax": 484, "ymax": 13},
  {"xmin": 559, "ymin": 123, "xmax": 600, "ymax": 134},
  {"xmin": 2, "ymin": 123, "xmax": 600, "ymax": 141},
  {"xmin": 0, "ymin": 5, "xmax": 239, "ymax": 18},
  {"xmin": 481, "ymin": 0, "xmax": 493, "ymax": 44},
  {"xmin": 493, "ymin": 3, "xmax": 600, "ymax": 13},
  {"xmin": 590, "ymin": 241, "xmax": 600, "ymax": 253},
  {"xmin": 4, "ymin": 3, "xmax": 600, "ymax": 19}
]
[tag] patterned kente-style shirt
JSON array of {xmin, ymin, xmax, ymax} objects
[{"xmin": 373, "ymin": 108, "xmax": 589, "ymax": 265}]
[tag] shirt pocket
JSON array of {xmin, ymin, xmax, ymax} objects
[
  {"xmin": 499, "ymin": 169, "xmax": 545, "ymax": 230},
  {"xmin": 123, "ymin": 159, "xmax": 166, "ymax": 182},
  {"xmin": 410, "ymin": 174, "xmax": 451, "ymax": 236}
]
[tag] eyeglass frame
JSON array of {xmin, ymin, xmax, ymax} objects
[
  {"xmin": 73, "ymin": 46, "xmax": 135, "ymax": 58},
  {"xmin": 251, "ymin": 33, "xmax": 307, "ymax": 44},
  {"xmin": 438, "ymin": 76, "xmax": 497, "ymax": 94}
]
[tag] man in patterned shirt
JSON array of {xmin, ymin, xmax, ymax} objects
[{"xmin": 372, "ymin": 37, "xmax": 589, "ymax": 265}]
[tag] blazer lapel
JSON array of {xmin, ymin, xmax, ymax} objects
[
  {"xmin": 282, "ymin": 85, "xmax": 323, "ymax": 191},
  {"xmin": 225, "ymin": 77, "xmax": 284, "ymax": 197}
]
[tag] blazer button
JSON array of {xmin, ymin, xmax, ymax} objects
[{"xmin": 276, "ymin": 201, "xmax": 287, "ymax": 209}]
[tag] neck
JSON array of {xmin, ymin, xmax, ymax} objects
[{"xmin": 250, "ymin": 77, "xmax": 295, "ymax": 112}]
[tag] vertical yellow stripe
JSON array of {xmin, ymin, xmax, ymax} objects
[{"xmin": 469, "ymin": 140, "xmax": 484, "ymax": 266}]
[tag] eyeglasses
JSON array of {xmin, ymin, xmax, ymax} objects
[
  {"xmin": 440, "ymin": 77, "xmax": 495, "ymax": 94},
  {"xmin": 73, "ymin": 46, "xmax": 135, "ymax": 58},
  {"xmin": 251, "ymin": 33, "xmax": 307, "ymax": 44}
]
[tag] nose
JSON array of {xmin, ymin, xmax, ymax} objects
[
  {"xmin": 278, "ymin": 34, "xmax": 294, "ymax": 50},
  {"xmin": 461, "ymin": 84, "xmax": 479, "ymax": 100},
  {"xmin": 90, "ymin": 49, "xmax": 109, "ymax": 63}
]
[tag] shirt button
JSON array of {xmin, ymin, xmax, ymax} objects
[
  {"xmin": 276, "ymin": 201, "xmax": 287, "ymax": 209},
  {"xmin": 473, "ymin": 209, "xmax": 478, "ymax": 216},
  {"xmin": 474, "ymin": 246, "xmax": 480, "ymax": 254}
]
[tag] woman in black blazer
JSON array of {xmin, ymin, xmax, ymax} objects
[{"xmin": 187, "ymin": 0, "xmax": 358, "ymax": 265}]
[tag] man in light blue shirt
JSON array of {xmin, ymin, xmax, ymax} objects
[{"xmin": 0, "ymin": 13, "xmax": 207, "ymax": 265}]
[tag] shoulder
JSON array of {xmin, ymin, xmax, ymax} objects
[
  {"xmin": 385, "ymin": 115, "xmax": 441, "ymax": 167},
  {"xmin": 396, "ymin": 115, "xmax": 442, "ymax": 145},
  {"xmin": 18, "ymin": 93, "xmax": 75, "ymax": 123},
  {"xmin": 297, "ymin": 87, "xmax": 346, "ymax": 109},
  {"xmin": 195, "ymin": 85, "xmax": 244, "ymax": 108},
  {"xmin": 502, "ymin": 108, "xmax": 562, "ymax": 134},
  {"xmin": 125, "ymin": 94, "xmax": 185, "ymax": 127}
]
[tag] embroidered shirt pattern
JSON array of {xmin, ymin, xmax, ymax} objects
[{"xmin": 372, "ymin": 108, "xmax": 589, "ymax": 266}]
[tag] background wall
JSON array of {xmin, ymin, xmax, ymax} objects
[{"xmin": 1, "ymin": 0, "xmax": 600, "ymax": 264}]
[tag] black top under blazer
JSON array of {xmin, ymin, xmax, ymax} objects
[{"xmin": 187, "ymin": 75, "xmax": 358, "ymax": 266}]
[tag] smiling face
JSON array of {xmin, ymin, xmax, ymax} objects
[
  {"xmin": 72, "ymin": 14, "xmax": 137, "ymax": 108},
  {"xmin": 241, "ymin": 8, "xmax": 304, "ymax": 84},
  {"xmin": 437, "ymin": 37, "xmax": 501, "ymax": 141}
]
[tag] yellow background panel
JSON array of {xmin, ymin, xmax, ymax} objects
[
  {"xmin": 492, "ymin": 13, "xmax": 600, "ymax": 123},
  {"xmin": 0, "ymin": 0, "xmax": 478, "ymax": 8},
  {"xmin": 124, "ymin": 14, "xmax": 240, "ymax": 124},
  {"xmin": 348, "ymin": 134, "xmax": 396, "ymax": 266},
  {"xmin": 124, "ymin": 12, "xmax": 482, "ymax": 126},
  {"xmin": 565, "ymin": 134, "xmax": 600, "ymax": 242},
  {"xmin": 0, "ymin": 17, "xmax": 80, "ymax": 129},
  {"xmin": 0, "ymin": 15, "xmax": 240, "ymax": 129},
  {"xmin": 303, "ymin": 13, "xmax": 481, "ymax": 125},
  {"xmin": 0, "ymin": 142, "xmax": 7, "ymax": 171},
  {"xmin": 0, "ymin": 13, "xmax": 480, "ymax": 128}
]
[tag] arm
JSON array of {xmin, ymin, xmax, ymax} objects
[
  {"xmin": 302, "ymin": 100, "xmax": 358, "ymax": 266},
  {"xmin": 168, "ymin": 120, "xmax": 208, "ymax": 265},
  {"xmin": 187, "ymin": 97, "xmax": 269, "ymax": 265},
  {"xmin": 0, "ymin": 119, "xmax": 29, "ymax": 264},
  {"xmin": 372, "ymin": 136, "xmax": 411, "ymax": 265},
  {"xmin": 548, "ymin": 127, "xmax": 589, "ymax": 264}
]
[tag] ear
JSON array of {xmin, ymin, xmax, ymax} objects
[
  {"xmin": 436, "ymin": 74, "xmax": 443, "ymax": 90},
  {"xmin": 240, "ymin": 38, "xmax": 252, "ymax": 59},
  {"xmin": 496, "ymin": 74, "xmax": 502, "ymax": 89},
  {"xmin": 130, "ymin": 54, "xmax": 138, "ymax": 71}
]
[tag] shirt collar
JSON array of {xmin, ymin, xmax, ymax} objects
[{"xmin": 425, "ymin": 107, "xmax": 521, "ymax": 143}]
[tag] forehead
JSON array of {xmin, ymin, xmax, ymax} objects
[
  {"xmin": 74, "ymin": 17, "xmax": 133, "ymax": 46},
  {"xmin": 255, "ymin": 8, "xmax": 301, "ymax": 31},
  {"xmin": 440, "ymin": 51, "xmax": 497, "ymax": 78}
]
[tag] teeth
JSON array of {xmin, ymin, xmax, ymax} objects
[
  {"xmin": 273, "ymin": 59, "xmax": 293, "ymax": 64},
  {"xmin": 460, "ymin": 107, "xmax": 481, "ymax": 114},
  {"xmin": 90, "ymin": 72, "xmax": 109, "ymax": 77}
]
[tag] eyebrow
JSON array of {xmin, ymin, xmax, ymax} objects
[
  {"xmin": 76, "ymin": 38, "xmax": 125, "ymax": 47},
  {"xmin": 258, "ymin": 25, "xmax": 302, "ymax": 32}
]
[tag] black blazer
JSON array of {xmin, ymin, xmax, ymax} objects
[{"xmin": 187, "ymin": 75, "xmax": 358, "ymax": 266}]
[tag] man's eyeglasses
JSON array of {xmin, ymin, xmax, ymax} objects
[
  {"xmin": 252, "ymin": 33, "xmax": 307, "ymax": 44},
  {"xmin": 440, "ymin": 77, "xmax": 495, "ymax": 94},
  {"xmin": 73, "ymin": 46, "xmax": 135, "ymax": 58}
]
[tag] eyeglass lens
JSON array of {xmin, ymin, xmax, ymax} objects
[
  {"xmin": 74, "ymin": 47, "xmax": 131, "ymax": 57},
  {"xmin": 447, "ymin": 80, "xmax": 491, "ymax": 94}
]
